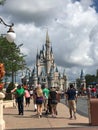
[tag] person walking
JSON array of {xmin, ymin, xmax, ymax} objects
[
  {"xmin": 91, "ymin": 86, "xmax": 96, "ymax": 98},
  {"xmin": 42, "ymin": 85, "xmax": 50, "ymax": 115},
  {"xmin": 33, "ymin": 87, "xmax": 37, "ymax": 112},
  {"xmin": 11, "ymin": 86, "xmax": 18, "ymax": 108},
  {"xmin": 96, "ymin": 85, "xmax": 98, "ymax": 98},
  {"xmin": 24, "ymin": 87, "xmax": 30, "ymax": 107},
  {"xmin": 15, "ymin": 84, "xmax": 25, "ymax": 115},
  {"xmin": 66, "ymin": 84, "xmax": 77, "ymax": 119},
  {"xmin": 49, "ymin": 87, "xmax": 58, "ymax": 118},
  {"xmin": 29, "ymin": 88, "xmax": 33, "ymax": 99},
  {"xmin": 36, "ymin": 84, "xmax": 44, "ymax": 118}
]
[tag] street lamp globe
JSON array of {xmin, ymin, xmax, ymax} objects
[{"xmin": 6, "ymin": 26, "xmax": 16, "ymax": 43}]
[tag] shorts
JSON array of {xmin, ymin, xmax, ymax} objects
[
  {"xmin": 36, "ymin": 99, "xmax": 43, "ymax": 104},
  {"xmin": 51, "ymin": 100, "xmax": 57, "ymax": 109},
  {"xmin": 44, "ymin": 99, "xmax": 48, "ymax": 105},
  {"xmin": 26, "ymin": 97, "xmax": 30, "ymax": 104},
  {"xmin": 51, "ymin": 99, "xmax": 58, "ymax": 105},
  {"xmin": 68, "ymin": 100, "xmax": 76, "ymax": 112}
]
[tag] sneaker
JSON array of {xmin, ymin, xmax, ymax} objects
[
  {"xmin": 34, "ymin": 109, "xmax": 37, "ymax": 112},
  {"xmin": 21, "ymin": 113, "xmax": 24, "ymax": 115},
  {"xmin": 45, "ymin": 110, "xmax": 48, "ymax": 115},
  {"xmin": 56, "ymin": 110, "xmax": 58, "ymax": 115},
  {"xmin": 40, "ymin": 115, "xmax": 42, "ymax": 118},
  {"xmin": 52, "ymin": 114, "xmax": 56, "ymax": 118},
  {"xmin": 54, "ymin": 115, "xmax": 56, "ymax": 118},
  {"xmin": 69, "ymin": 116, "xmax": 72, "ymax": 119},
  {"xmin": 52, "ymin": 114, "xmax": 54, "ymax": 118},
  {"xmin": 74, "ymin": 113, "xmax": 76, "ymax": 119}
]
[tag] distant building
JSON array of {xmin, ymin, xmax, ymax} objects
[
  {"xmin": 80, "ymin": 69, "xmax": 86, "ymax": 93},
  {"xmin": 27, "ymin": 31, "xmax": 67, "ymax": 90}
]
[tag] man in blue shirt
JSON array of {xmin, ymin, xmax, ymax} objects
[{"xmin": 66, "ymin": 84, "xmax": 77, "ymax": 119}]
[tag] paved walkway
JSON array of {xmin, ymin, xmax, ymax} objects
[{"xmin": 3, "ymin": 99, "xmax": 98, "ymax": 130}]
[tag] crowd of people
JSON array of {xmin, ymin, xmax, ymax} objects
[
  {"xmin": 87, "ymin": 85, "xmax": 98, "ymax": 98},
  {"xmin": 11, "ymin": 83, "xmax": 77, "ymax": 119}
]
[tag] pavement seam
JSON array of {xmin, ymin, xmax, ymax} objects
[{"xmin": 46, "ymin": 117, "xmax": 55, "ymax": 130}]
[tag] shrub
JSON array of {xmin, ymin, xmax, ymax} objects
[{"xmin": 5, "ymin": 82, "xmax": 15, "ymax": 100}]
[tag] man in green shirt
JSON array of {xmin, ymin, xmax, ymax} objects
[
  {"xmin": 43, "ymin": 85, "xmax": 50, "ymax": 114},
  {"xmin": 16, "ymin": 84, "xmax": 25, "ymax": 115}
]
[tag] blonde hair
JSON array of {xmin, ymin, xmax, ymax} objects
[{"xmin": 36, "ymin": 86, "xmax": 43, "ymax": 97}]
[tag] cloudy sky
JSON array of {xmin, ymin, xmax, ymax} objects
[{"xmin": 0, "ymin": 0, "xmax": 98, "ymax": 82}]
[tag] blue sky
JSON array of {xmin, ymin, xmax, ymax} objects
[
  {"xmin": 1, "ymin": 0, "xmax": 98, "ymax": 82},
  {"xmin": 92, "ymin": 0, "xmax": 98, "ymax": 12},
  {"xmin": 75, "ymin": 0, "xmax": 98, "ymax": 12}
]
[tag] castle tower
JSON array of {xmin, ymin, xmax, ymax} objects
[
  {"xmin": 45, "ymin": 30, "xmax": 51, "ymax": 74},
  {"xmin": 36, "ymin": 49, "xmax": 40, "ymax": 76},
  {"xmin": 32, "ymin": 65, "xmax": 38, "ymax": 86},
  {"xmin": 80, "ymin": 69, "xmax": 86, "ymax": 94},
  {"xmin": 27, "ymin": 31, "xmax": 67, "ymax": 90},
  {"xmin": 63, "ymin": 69, "xmax": 68, "ymax": 89}
]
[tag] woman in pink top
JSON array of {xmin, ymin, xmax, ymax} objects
[{"xmin": 25, "ymin": 88, "xmax": 30, "ymax": 107}]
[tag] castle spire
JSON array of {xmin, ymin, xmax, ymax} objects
[
  {"xmin": 46, "ymin": 29, "xmax": 50, "ymax": 44},
  {"xmin": 80, "ymin": 69, "xmax": 84, "ymax": 80},
  {"xmin": 45, "ymin": 30, "xmax": 51, "ymax": 74},
  {"xmin": 36, "ymin": 48, "xmax": 39, "ymax": 58}
]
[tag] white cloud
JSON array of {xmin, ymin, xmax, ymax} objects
[
  {"xmin": 80, "ymin": 0, "xmax": 93, "ymax": 11},
  {"xmin": 0, "ymin": 0, "xmax": 98, "ymax": 81}
]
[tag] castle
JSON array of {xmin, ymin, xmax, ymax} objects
[{"xmin": 24, "ymin": 31, "xmax": 67, "ymax": 90}]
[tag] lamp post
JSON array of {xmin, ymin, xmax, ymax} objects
[
  {"xmin": 0, "ymin": 17, "xmax": 16, "ymax": 130},
  {"xmin": 0, "ymin": 17, "xmax": 16, "ymax": 43}
]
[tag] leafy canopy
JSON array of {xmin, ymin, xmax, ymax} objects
[{"xmin": 0, "ymin": 36, "xmax": 26, "ymax": 77}]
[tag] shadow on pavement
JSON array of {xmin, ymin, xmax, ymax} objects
[
  {"xmin": 68, "ymin": 122, "xmax": 89, "ymax": 126},
  {"xmin": 6, "ymin": 127, "xmax": 98, "ymax": 130},
  {"xmin": 5, "ymin": 128, "xmax": 75, "ymax": 130}
]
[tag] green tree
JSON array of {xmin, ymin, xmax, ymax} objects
[
  {"xmin": 5, "ymin": 82, "xmax": 16, "ymax": 100},
  {"xmin": 96, "ymin": 69, "xmax": 98, "ymax": 78},
  {"xmin": 85, "ymin": 74, "xmax": 97, "ymax": 86},
  {"xmin": 0, "ymin": 36, "xmax": 26, "ymax": 84},
  {"xmin": 76, "ymin": 78, "xmax": 81, "ymax": 89},
  {"xmin": 0, "ymin": 0, "xmax": 6, "ymax": 5}
]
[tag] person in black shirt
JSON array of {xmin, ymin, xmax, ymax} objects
[
  {"xmin": 66, "ymin": 84, "xmax": 77, "ymax": 119},
  {"xmin": 49, "ymin": 87, "xmax": 58, "ymax": 117}
]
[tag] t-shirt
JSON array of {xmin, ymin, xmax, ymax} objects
[
  {"xmin": 25, "ymin": 90, "xmax": 30, "ymax": 98},
  {"xmin": 30, "ymin": 90, "xmax": 33, "ymax": 95},
  {"xmin": 91, "ymin": 87, "xmax": 96, "ymax": 92},
  {"xmin": 43, "ymin": 88, "xmax": 50, "ymax": 99},
  {"xmin": 16, "ymin": 87, "xmax": 25, "ymax": 97},
  {"xmin": 66, "ymin": 88, "xmax": 76, "ymax": 100},
  {"xmin": 49, "ymin": 90, "xmax": 57, "ymax": 100}
]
